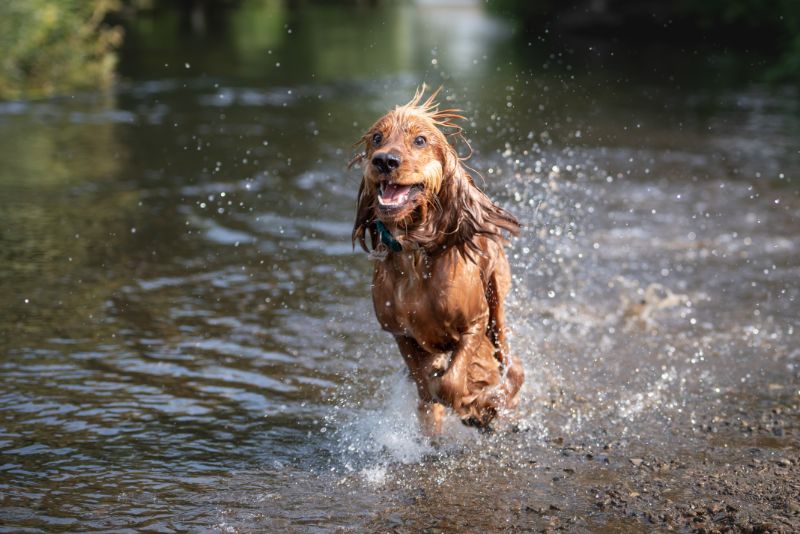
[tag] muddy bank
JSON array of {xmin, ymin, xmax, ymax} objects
[{"xmin": 547, "ymin": 393, "xmax": 800, "ymax": 533}]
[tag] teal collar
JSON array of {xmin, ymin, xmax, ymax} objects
[{"xmin": 375, "ymin": 220, "xmax": 402, "ymax": 252}]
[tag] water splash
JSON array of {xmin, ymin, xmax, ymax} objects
[{"xmin": 331, "ymin": 371, "xmax": 442, "ymax": 470}]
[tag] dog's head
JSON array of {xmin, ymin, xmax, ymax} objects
[
  {"xmin": 351, "ymin": 86, "xmax": 519, "ymax": 257},
  {"xmin": 351, "ymin": 86, "xmax": 463, "ymax": 225}
]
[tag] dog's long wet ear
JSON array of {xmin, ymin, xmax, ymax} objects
[
  {"xmin": 352, "ymin": 176, "xmax": 378, "ymax": 253},
  {"xmin": 437, "ymin": 146, "xmax": 521, "ymax": 259},
  {"xmin": 350, "ymin": 130, "xmax": 376, "ymax": 253},
  {"xmin": 464, "ymin": 174, "xmax": 521, "ymax": 247}
]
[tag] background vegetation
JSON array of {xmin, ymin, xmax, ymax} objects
[
  {"xmin": 0, "ymin": 0, "xmax": 123, "ymax": 100},
  {"xmin": 0, "ymin": 0, "xmax": 798, "ymax": 100}
]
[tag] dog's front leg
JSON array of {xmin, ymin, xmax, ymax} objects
[
  {"xmin": 417, "ymin": 400, "xmax": 446, "ymax": 437},
  {"xmin": 395, "ymin": 336, "xmax": 447, "ymax": 435},
  {"xmin": 438, "ymin": 317, "xmax": 487, "ymax": 415}
]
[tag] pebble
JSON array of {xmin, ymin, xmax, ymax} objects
[{"xmin": 630, "ymin": 458, "xmax": 644, "ymax": 467}]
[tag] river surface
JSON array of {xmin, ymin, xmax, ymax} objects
[{"xmin": 1, "ymin": 2, "xmax": 798, "ymax": 532}]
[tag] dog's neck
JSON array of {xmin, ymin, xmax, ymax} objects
[
  {"xmin": 376, "ymin": 209, "xmax": 452, "ymax": 258},
  {"xmin": 374, "ymin": 220, "xmax": 402, "ymax": 252}
]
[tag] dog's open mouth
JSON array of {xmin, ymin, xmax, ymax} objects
[{"xmin": 377, "ymin": 182, "xmax": 422, "ymax": 209}]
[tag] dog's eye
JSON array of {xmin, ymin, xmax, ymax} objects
[
  {"xmin": 413, "ymin": 135, "xmax": 427, "ymax": 147},
  {"xmin": 372, "ymin": 132, "xmax": 383, "ymax": 146}
]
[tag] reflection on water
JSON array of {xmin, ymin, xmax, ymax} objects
[{"xmin": 1, "ymin": 2, "xmax": 798, "ymax": 531}]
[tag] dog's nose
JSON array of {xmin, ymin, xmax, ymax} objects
[{"xmin": 371, "ymin": 152, "xmax": 401, "ymax": 174}]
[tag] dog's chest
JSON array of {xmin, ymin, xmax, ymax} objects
[
  {"xmin": 374, "ymin": 270, "xmax": 438, "ymax": 333},
  {"xmin": 372, "ymin": 253, "xmax": 483, "ymax": 348}
]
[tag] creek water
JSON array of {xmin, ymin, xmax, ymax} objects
[{"xmin": 1, "ymin": 2, "xmax": 798, "ymax": 532}]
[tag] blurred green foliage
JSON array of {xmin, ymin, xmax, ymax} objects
[
  {"xmin": 1, "ymin": 0, "xmax": 797, "ymax": 101},
  {"xmin": 490, "ymin": 0, "xmax": 800, "ymax": 82},
  {"xmin": 0, "ymin": 0, "xmax": 123, "ymax": 100}
]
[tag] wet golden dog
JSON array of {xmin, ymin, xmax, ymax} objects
[{"xmin": 351, "ymin": 87, "xmax": 524, "ymax": 434}]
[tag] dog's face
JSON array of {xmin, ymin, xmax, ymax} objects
[
  {"xmin": 352, "ymin": 88, "xmax": 518, "ymax": 257},
  {"xmin": 360, "ymin": 107, "xmax": 454, "ymax": 224}
]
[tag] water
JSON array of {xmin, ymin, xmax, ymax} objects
[{"xmin": 1, "ymin": 2, "xmax": 798, "ymax": 531}]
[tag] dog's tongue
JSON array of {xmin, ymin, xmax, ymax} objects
[{"xmin": 382, "ymin": 183, "xmax": 413, "ymax": 204}]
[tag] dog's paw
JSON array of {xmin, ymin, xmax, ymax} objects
[{"xmin": 461, "ymin": 406, "xmax": 497, "ymax": 431}]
